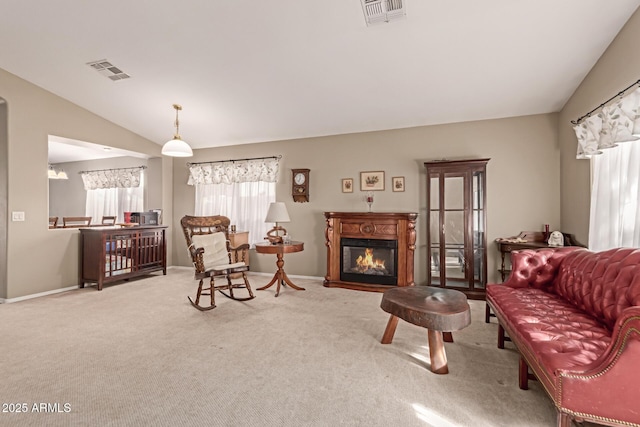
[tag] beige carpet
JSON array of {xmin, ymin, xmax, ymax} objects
[{"xmin": 0, "ymin": 268, "xmax": 559, "ymax": 427}]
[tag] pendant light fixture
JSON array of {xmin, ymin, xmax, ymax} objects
[
  {"xmin": 48, "ymin": 164, "xmax": 69, "ymax": 180},
  {"xmin": 48, "ymin": 164, "xmax": 59, "ymax": 179},
  {"xmin": 161, "ymin": 104, "xmax": 193, "ymax": 157}
]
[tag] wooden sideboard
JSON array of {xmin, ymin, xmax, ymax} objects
[
  {"xmin": 79, "ymin": 225, "xmax": 167, "ymax": 290},
  {"xmin": 496, "ymin": 231, "xmax": 586, "ymax": 281}
]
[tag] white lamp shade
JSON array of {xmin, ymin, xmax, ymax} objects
[
  {"xmin": 162, "ymin": 137, "xmax": 193, "ymax": 157},
  {"xmin": 265, "ymin": 202, "xmax": 290, "ymax": 223},
  {"xmin": 56, "ymin": 170, "xmax": 68, "ymax": 180}
]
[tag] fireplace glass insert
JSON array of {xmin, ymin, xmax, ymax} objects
[{"xmin": 340, "ymin": 238, "xmax": 398, "ymax": 285}]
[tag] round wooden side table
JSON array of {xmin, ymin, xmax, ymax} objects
[{"xmin": 255, "ymin": 241, "xmax": 305, "ymax": 297}]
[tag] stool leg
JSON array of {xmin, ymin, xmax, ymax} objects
[
  {"xmin": 428, "ymin": 329, "xmax": 448, "ymax": 374},
  {"xmin": 381, "ymin": 315, "xmax": 399, "ymax": 344}
]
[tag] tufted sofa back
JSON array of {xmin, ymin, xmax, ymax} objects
[
  {"xmin": 505, "ymin": 247, "xmax": 580, "ymax": 291},
  {"xmin": 553, "ymin": 248, "xmax": 640, "ymax": 330}
]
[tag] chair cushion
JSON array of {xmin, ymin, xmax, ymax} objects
[
  {"xmin": 191, "ymin": 232, "xmax": 233, "ymax": 271},
  {"xmin": 213, "ymin": 262, "xmax": 247, "ymax": 271}
]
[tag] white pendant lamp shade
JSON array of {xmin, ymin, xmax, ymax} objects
[
  {"xmin": 162, "ymin": 104, "xmax": 193, "ymax": 157},
  {"xmin": 162, "ymin": 136, "xmax": 193, "ymax": 157}
]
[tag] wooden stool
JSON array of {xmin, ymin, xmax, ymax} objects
[{"xmin": 380, "ymin": 286, "xmax": 471, "ymax": 374}]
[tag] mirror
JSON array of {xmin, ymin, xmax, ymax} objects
[{"xmin": 48, "ymin": 135, "xmax": 157, "ymax": 228}]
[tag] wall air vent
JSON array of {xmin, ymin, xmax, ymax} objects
[
  {"xmin": 360, "ymin": 0, "xmax": 406, "ymax": 26},
  {"xmin": 86, "ymin": 59, "xmax": 131, "ymax": 81}
]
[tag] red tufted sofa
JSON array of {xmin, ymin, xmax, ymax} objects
[{"xmin": 486, "ymin": 247, "xmax": 640, "ymax": 427}]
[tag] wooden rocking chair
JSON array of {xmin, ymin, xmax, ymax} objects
[{"xmin": 180, "ymin": 215, "xmax": 255, "ymax": 310}]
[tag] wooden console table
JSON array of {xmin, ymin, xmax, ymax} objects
[
  {"xmin": 496, "ymin": 231, "xmax": 586, "ymax": 281},
  {"xmin": 79, "ymin": 225, "xmax": 167, "ymax": 290},
  {"xmin": 255, "ymin": 241, "xmax": 305, "ymax": 297}
]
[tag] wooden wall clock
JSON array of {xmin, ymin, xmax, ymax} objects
[{"xmin": 292, "ymin": 169, "xmax": 310, "ymax": 203}]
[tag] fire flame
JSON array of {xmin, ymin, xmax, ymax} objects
[{"xmin": 355, "ymin": 248, "xmax": 386, "ymax": 272}]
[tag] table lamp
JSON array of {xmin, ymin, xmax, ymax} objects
[{"xmin": 264, "ymin": 202, "xmax": 290, "ymax": 244}]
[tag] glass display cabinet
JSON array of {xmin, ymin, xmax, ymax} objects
[{"xmin": 424, "ymin": 158, "xmax": 489, "ymax": 299}]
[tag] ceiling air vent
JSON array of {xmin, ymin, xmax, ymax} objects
[
  {"xmin": 86, "ymin": 59, "xmax": 131, "ymax": 81},
  {"xmin": 360, "ymin": 0, "xmax": 406, "ymax": 26}
]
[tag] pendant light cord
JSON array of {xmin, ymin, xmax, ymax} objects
[{"xmin": 173, "ymin": 104, "xmax": 182, "ymax": 138}]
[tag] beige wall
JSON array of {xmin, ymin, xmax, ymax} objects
[
  {"xmin": 559, "ymin": 8, "xmax": 640, "ymax": 243},
  {"xmin": 0, "ymin": 68, "xmax": 167, "ymax": 299},
  {"xmin": 171, "ymin": 113, "xmax": 561, "ymax": 285}
]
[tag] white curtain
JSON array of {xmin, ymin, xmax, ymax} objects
[
  {"xmin": 589, "ymin": 141, "xmax": 640, "ymax": 251},
  {"xmin": 85, "ymin": 170, "xmax": 145, "ymax": 223},
  {"xmin": 194, "ymin": 181, "xmax": 275, "ymax": 246},
  {"xmin": 574, "ymin": 86, "xmax": 640, "ymax": 250},
  {"xmin": 189, "ymin": 158, "xmax": 279, "ymax": 246},
  {"xmin": 574, "ymin": 87, "xmax": 640, "ymax": 159},
  {"xmin": 80, "ymin": 167, "xmax": 144, "ymax": 190},
  {"xmin": 188, "ymin": 158, "xmax": 279, "ymax": 185}
]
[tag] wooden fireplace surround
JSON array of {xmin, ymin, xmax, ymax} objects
[{"xmin": 324, "ymin": 211, "xmax": 418, "ymax": 292}]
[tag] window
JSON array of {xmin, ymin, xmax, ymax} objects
[
  {"xmin": 194, "ymin": 181, "xmax": 275, "ymax": 246},
  {"xmin": 85, "ymin": 172, "xmax": 144, "ymax": 223},
  {"xmin": 589, "ymin": 141, "xmax": 640, "ymax": 251},
  {"xmin": 572, "ymin": 86, "xmax": 640, "ymax": 251},
  {"xmin": 189, "ymin": 157, "xmax": 280, "ymax": 246}
]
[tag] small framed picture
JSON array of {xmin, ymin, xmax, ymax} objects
[
  {"xmin": 342, "ymin": 178, "xmax": 354, "ymax": 193},
  {"xmin": 392, "ymin": 176, "xmax": 405, "ymax": 192},
  {"xmin": 360, "ymin": 171, "xmax": 385, "ymax": 191}
]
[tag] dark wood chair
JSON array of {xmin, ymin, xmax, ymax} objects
[
  {"xmin": 101, "ymin": 216, "xmax": 116, "ymax": 225},
  {"xmin": 49, "ymin": 216, "xmax": 58, "ymax": 228},
  {"xmin": 62, "ymin": 216, "xmax": 92, "ymax": 227},
  {"xmin": 180, "ymin": 215, "xmax": 254, "ymax": 311}
]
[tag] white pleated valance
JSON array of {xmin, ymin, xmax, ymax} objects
[
  {"xmin": 574, "ymin": 87, "xmax": 640, "ymax": 159},
  {"xmin": 188, "ymin": 157, "xmax": 280, "ymax": 185},
  {"xmin": 81, "ymin": 167, "xmax": 144, "ymax": 190}
]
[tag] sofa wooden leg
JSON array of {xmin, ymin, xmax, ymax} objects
[
  {"xmin": 519, "ymin": 357, "xmax": 529, "ymax": 390},
  {"xmin": 485, "ymin": 303, "xmax": 491, "ymax": 323},
  {"xmin": 498, "ymin": 324, "xmax": 505, "ymax": 349},
  {"xmin": 557, "ymin": 411, "xmax": 573, "ymax": 427}
]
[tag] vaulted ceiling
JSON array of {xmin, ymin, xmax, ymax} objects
[{"xmin": 1, "ymin": 1, "xmax": 639, "ymax": 150}]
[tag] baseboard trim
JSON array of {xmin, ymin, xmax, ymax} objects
[
  {"xmin": 0, "ymin": 266, "xmax": 189, "ymax": 304},
  {"xmin": 0, "ymin": 268, "xmax": 322, "ymax": 304},
  {"xmin": 1, "ymin": 285, "xmax": 79, "ymax": 304}
]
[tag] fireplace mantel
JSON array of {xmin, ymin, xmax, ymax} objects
[{"xmin": 324, "ymin": 211, "xmax": 418, "ymax": 292}]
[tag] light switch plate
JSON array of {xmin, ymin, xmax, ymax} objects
[{"xmin": 12, "ymin": 211, "xmax": 25, "ymax": 221}]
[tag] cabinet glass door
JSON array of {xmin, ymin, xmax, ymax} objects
[{"xmin": 425, "ymin": 159, "xmax": 489, "ymax": 299}]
